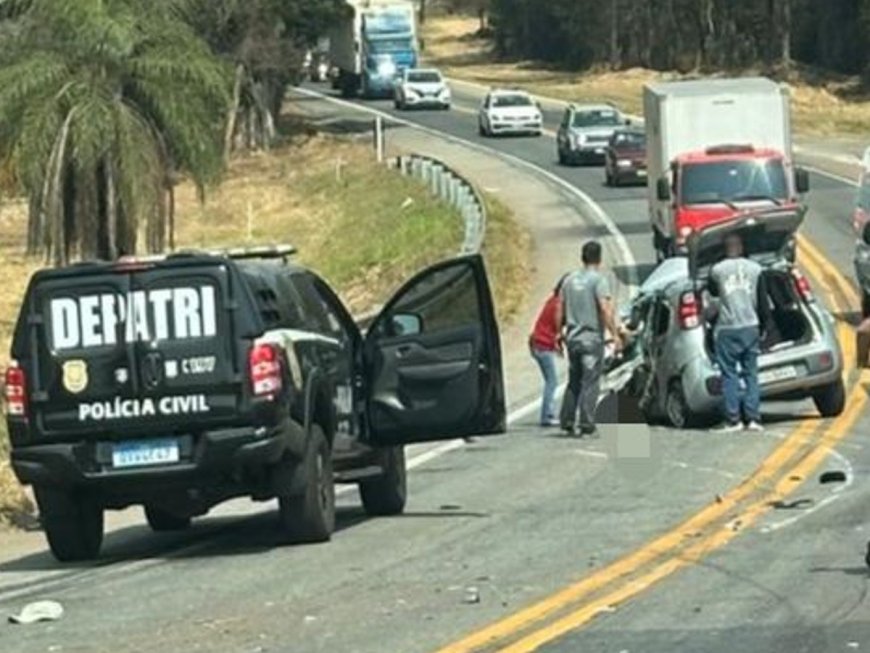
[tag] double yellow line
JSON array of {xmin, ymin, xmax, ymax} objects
[{"xmin": 436, "ymin": 239, "xmax": 868, "ymax": 653}]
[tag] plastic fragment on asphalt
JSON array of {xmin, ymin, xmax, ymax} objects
[
  {"xmin": 8, "ymin": 600, "xmax": 64, "ymax": 624},
  {"xmin": 820, "ymin": 470, "xmax": 848, "ymax": 484},
  {"xmin": 304, "ymin": 615, "xmax": 317, "ymax": 624},
  {"xmin": 463, "ymin": 587, "xmax": 480, "ymax": 604},
  {"xmin": 594, "ymin": 605, "xmax": 617, "ymax": 616},
  {"xmin": 847, "ymin": 643, "xmax": 860, "ymax": 649}
]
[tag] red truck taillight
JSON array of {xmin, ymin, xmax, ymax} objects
[
  {"xmin": 678, "ymin": 291, "xmax": 701, "ymax": 329},
  {"xmin": 4, "ymin": 361, "xmax": 28, "ymax": 418},
  {"xmin": 249, "ymin": 343, "xmax": 283, "ymax": 399}
]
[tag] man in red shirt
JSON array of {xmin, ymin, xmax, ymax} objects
[{"xmin": 529, "ymin": 276, "xmax": 567, "ymax": 427}]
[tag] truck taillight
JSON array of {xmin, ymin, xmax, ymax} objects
[
  {"xmin": 4, "ymin": 362, "xmax": 27, "ymax": 418},
  {"xmin": 792, "ymin": 269, "xmax": 814, "ymax": 301},
  {"xmin": 678, "ymin": 291, "xmax": 701, "ymax": 329},
  {"xmin": 249, "ymin": 344, "xmax": 283, "ymax": 399}
]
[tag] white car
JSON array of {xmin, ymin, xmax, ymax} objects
[
  {"xmin": 394, "ymin": 68, "xmax": 451, "ymax": 110},
  {"xmin": 478, "ymin": 90, "xmax": 543, "ymax": 137}
]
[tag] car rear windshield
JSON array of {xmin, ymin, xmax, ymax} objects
[
  {"xmin": 680, "ymin": 159, "xmax": 789, "ymax": 206},
  {"xmin": 573, "ymin": 109, "xmax": 621, "ymax": 127},
  {"xmin": 612, "ymin": 131, "xmax": 645, "ymax": 148},
  {"xmin": 493, "ymin": 94, "xmax": 533, "ymax": 108},
  {"xmin": 408, "ymin": 71, "xmax": 441, "ymax": 83}
]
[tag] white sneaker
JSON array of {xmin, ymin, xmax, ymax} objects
[
  {"xmin": 713, "ymin": 422, "xmax": 743, "ymax": 434},
  {"xmin": 745, "ymin": 421, "xmax": 764, "ymax": 432}
]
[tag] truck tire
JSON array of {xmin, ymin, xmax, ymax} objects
[
  {"xmin": 144, "ymin": 506, "xmax": 192, "ymax": 532},
  {"xmin": 813, "ymin": 379, "xmax": 846, "ymax": 418},
  {"xmin": 278, "ymin": 424, "xmax": 335, "ymax": 544},
  {"xmin": 359, "ymin": 446, "xmax": 407, "ymax": 516},
  {"xmin": 35, "ymin": 487, "xmax": 103, "ymax": 562}
]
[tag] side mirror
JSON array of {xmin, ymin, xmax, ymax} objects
[
  {"xmin": 795, "ymin": 168, "xmax": 810, "ymax": 194},
  {"xmin": 656, "ymin": 177, "xmax": 671, "ymax": 202},
  {"xmin": 389, "ymin": 313, "xmax": 422, "ymax": 337}
]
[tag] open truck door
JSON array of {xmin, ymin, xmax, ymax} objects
[{"xmin": 364, "ymin": 255, "xmax": 506, "ymax": 446}]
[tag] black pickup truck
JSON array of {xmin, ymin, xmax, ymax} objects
[{"xmin": 3, "ymin": 247, "xmax": 505, "ymax": 561}]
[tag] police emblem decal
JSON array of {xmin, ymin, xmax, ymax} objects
[{"xmin": 62, "ymin": 360, "xmax": 89, "ymax": 394}]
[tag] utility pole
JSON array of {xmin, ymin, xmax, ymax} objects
[{"xmin": 610, "ymin": 0, "xmax": 620, "ymax": 69}]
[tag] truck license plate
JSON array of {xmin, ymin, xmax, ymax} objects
[
  {"xmin": 112, "ymin": 439, "xmax": 180, "ymax": 468},
  {"xmin": 759, "ymin": 366, "xmax": 798, "ymax": 385}
]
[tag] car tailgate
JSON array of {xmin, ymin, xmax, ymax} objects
[{"xmin": 27, "ymin": 264, "xmax": 246, "ymax": 440}]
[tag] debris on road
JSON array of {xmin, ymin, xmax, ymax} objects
[
  {"xmin": 8, "ymin": 600, "xmax": 64, "ymax": 624},
  {"xmin": 820, "ymin": 470, "xmax": 848, "ymax": 484},
  {"xmin": 463, "ymin": 587, "xmax": 480, "ymax": 604}
]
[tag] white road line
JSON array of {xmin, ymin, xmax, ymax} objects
[
  {"xmin": 802, "ymin": 165, "xmax": 860, "ymax": 188},
  {"xmin": 291, "ymin": 86, "xmax": 640, "ymax": 291}
]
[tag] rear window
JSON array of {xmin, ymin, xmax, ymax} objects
[
  {"xmin": 46, "ymin": 281, "xmax": 219, "ymax": 353},
  {"xmin": 573, "ymin": 109, "xmax": 621, "ymax": 127},
  {"xmin": 681, "ymin": 160, "xmax": 789, "ymax": 206},
  {"xmin": 612, "ymin": 131, "xmax": 645, "ymax": 148},
  {"xmin": 492, "ymin": 94, "xmax": 532, "ymax": 108},
  {"xmin": 408, "ymin": 71, "xmax": 441, "ymax": 83}
]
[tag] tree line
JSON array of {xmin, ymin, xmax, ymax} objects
[
  {"xmin": 449, "ymin": 0, "xmax": 870, "ymax": 76},
  {"xmin": 0, "ymin": 0, "xmax": 343, "ymax": 265}
]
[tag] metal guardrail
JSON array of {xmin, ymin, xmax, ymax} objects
[
  {"xmin": 389, "ymin": 154, "xmax": 488, "ymax": 255},
  {"xmin": 356, "ymin": 153, "xmax": 488, "ymax": 329}
]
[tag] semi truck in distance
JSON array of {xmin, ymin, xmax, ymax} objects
[
  {"xmin": 329, "ymin": 0, "xmax": 419, "ymax": 98},
  {"xmin": 644, "ymin": 77, "xmax": 810, "ymax": 259}
]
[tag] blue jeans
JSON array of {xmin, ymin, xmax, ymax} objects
[
  {"xmin": 715, "ymin": 326, "xmax": 761, "ymax": 424},
  {"xmin": 531, "ymin": 347, "xmax": 559, "ymax": 424}
]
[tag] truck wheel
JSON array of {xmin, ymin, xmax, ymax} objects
[
  {"xmin": 278, "ymin": 424, "xmax": 335, "ymax": 544},
  {"xmin": 35, "ymin": 487, "xmax": 103, "ymax": 562},
  {"xmin": 144, "ymin": 506, "xmax": 192, "ymax": 532},
  {"xmin": 813, "ymin": 379, "xmax": 846, "ymax": 418},
  {"xmin": 359, "ymin": 446, "xmax": 407, "ymax": 516}
]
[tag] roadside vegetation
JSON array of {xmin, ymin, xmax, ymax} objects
[
  {"xmin": 0, "ymin": 124, "xmax": 530, "ymax": 527},
  {"xmin": 423, "ymin": 11, "xmax": 870, "ymax": 137}
]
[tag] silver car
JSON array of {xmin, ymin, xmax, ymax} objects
[
  {"xmin": 852, "ymin": 147, "xmax": 870, "ymax": 316},
  {"xmin": 623, "ymin": 210, "xmax": 845, "ymax": 428},
  {"xmin": 394, "ymin": 68, "xmax": 451, "ymax": 111},
  {"xmin": 556, "ymin": 103, "xmax": 631, "ymax": 165}
]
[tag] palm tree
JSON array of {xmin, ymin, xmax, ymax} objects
[{"xmin": 0, "ymin": 0, "xmax": 229, "ymax": 264}]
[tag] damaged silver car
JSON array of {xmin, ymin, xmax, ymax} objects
[{"xmin": 622, "ymin": 209, "xmax": 845, "ymax": 428}]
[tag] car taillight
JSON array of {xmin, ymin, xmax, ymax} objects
[
  {"xmin": 678, "ymin": 291, "xmax": 701, "ymax": 329},
  {"xmin": 249, "ymin": 343, "xmax": 283, "ymax": 399},
  {"xmin": 4, "ymin": 362, "xmax": 27, "ymax": 418},
  {"xmin": 792, "ymin": 269, "xmax": 814, "ymax": 301}
]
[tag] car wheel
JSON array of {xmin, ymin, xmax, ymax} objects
[
  {"xmin": 144, "ymin": 506, "xmax": 192, "ymax": 532},
  {"xmin": 35, "ymin": 486, "xmax": 104, "ymax": 562},
  {"xmin": 813, "ymin": 379, "xmax": 846, "ymax": 418},
  {"xmin": 665, "ymin": 380, "xmax": 697, "ymax": 429},
  {"xmin": 359, "ymin": 446, "xmax": 407, "ymax": 516},
  {"xmin": 278, "ymin": 424, "xmax": 335, "ymax": 544}
]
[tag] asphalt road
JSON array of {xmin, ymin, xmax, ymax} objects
[{"xmin": 0, "ymin": 81, "xmax": 867, "ymax": 653}]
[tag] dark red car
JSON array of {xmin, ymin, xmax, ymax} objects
[{"xmin": 604, "ymin": 129, "xmax": 647, "ymax": 187}]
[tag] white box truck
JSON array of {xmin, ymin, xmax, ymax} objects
[
  {"xmin": 329, "ymin": 0, "xmax": 419, "ymax": 98},
  {"xmin": 644, "ymin": 77, "xmax": 809, "ymax": 258}
]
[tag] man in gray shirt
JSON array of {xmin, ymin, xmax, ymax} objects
[
  {"xmin": 555, "ymin": 241, "xmax": 624, "ymax": 437},
  {"xmin": 708, "ymin": 233, "xmax": 766, "ymax": 433}
]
